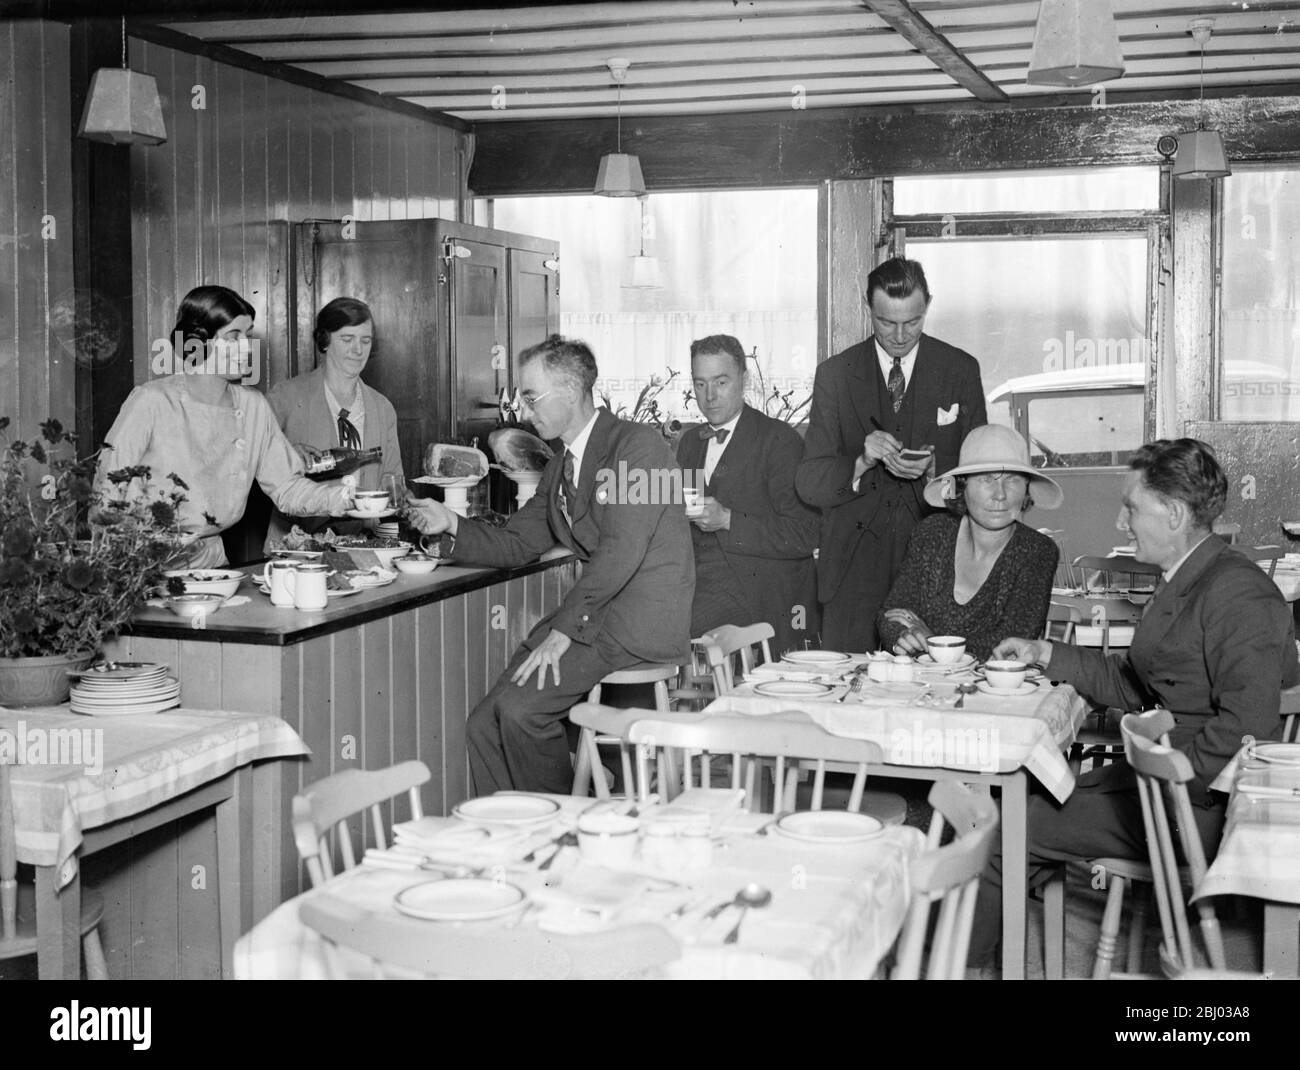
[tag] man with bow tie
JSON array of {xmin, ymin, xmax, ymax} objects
[
  {"xmin": 677, "ymin": 335, "xmax": 819, "ymax": 654},
  {"xmin": 404, "ymin": 335, "xmax": 694, "ymax": 795},
  {"xmin": 797, "ymin": 257, "xmax": 986, "ymax": 652}
]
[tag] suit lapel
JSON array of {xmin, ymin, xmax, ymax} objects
[
  {"xmin": 677, "ymin": 421, "xmax": 705, "ymax": 484},
  {"xmin": 569, "ymin": 409, "xmax": 614, "ymax": 528},
  {"xmin": 707, "ymin": 404, "xmax": 752, "ymax": 493},
  {"xmin": 1133, "ymin": 537, "xmax": 1226, "ymax": 657},
  {"xmin": 851, "ymin": 339, "xmax": 883, "ymax": 438}
]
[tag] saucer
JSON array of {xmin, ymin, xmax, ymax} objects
[
  {"xmin": 976, "ymin": 680, "xmax": 1038, "ymax": 697},
  {"xmin": 917, "ymin": 653, "xmax": 976, "ymax": 671},
  {"xmin": 345, "ymin": 507, "xmax": 397, "ymax": 520}
]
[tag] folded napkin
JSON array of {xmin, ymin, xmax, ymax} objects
[
  {"xmin": 746, "ymin": 664, "xmax": 841, "ymax": 683},
  {"xmin": 529, "ymin": 866, "xmax": 655, "ymax": 920},
  {"xmin": 390, "ymin": 818, "xmax": 537, "ymax": 866},
  {"xmin": 642, "ymin": 788, "xmax": 747, "ymax": 832}
]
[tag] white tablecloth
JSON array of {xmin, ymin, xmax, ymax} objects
[{"xmin": 234, "ymin": 795, "xmax": 924, "ymax": 980}]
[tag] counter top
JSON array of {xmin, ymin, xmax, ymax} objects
[{"xmin": 125, "ymin": 549, "xmax": 576, "ymax": 646}]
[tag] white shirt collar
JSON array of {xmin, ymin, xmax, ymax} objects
[
  {"xmin": 708, "ymin": 409, "xmax": 743, "ymax": 438},
  {"xmin": 876, "ymin": 341, "xmax": 920, "ymax": 389},
  {"xmin": 1162, "ymin": 534, "xmax": 1212, "ymax": 583},
  {"xmin": 563, "ymin": 411, "xmax": 600, "ymax": 489}
]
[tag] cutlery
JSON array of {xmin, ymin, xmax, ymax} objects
[
  {"xmin": 837, "ymin": 677, "xmax": 863, "ymax": 703},
  {"xmin": 954, "ymin": 682, "xmax": 978, "ymax": 709},
  {"xmin": 722, "ymin": 883, "xmax": 772, "ymax": 944},
  {"xmin": 537, "ymin": 831, "xmax": 578, "ymax": 870},
  {"xmin": 523, "ymin": 831, "xmax": 572, "ymax": 863}
]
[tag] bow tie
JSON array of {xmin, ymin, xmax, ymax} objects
[{"xmin": 699, "ymin": 425, "xmax": 730, "ymax": 444}]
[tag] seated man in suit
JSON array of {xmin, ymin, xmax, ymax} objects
[
  {"xmin": 404, "ymin": 335, "xmax": 695, "ymax": 795},
  {"xmin": 967, "ymin": 437, "xmax": 1300, "ymax": 973},
  {"xmin": 677, "ymin": 334, "xmax": 819, "ymax": 655}
]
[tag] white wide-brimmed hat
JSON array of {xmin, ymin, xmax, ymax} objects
[{"xmin": 922, "ymin": 424, "xmax": 1063, "ymax": 510}]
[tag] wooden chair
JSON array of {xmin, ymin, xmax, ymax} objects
[
  {"xmin": 571, "ymin": 663, "xmax": 682, "ymax": 800},
  {"xmin": 1, "ymin": 756, "xmax": 109, "ymax": 978},
  {"xmin": 1119, "ymin": 710, "xmax": 1260, "ymax": 977},
  {"xmin": 891, "ymin": 781, "xmax": 999, "ymax": 980},
  {"xmin": 292, "ymin": 761, "xmax": 430, "ymax": 887},
  {"xmin": 1045, "ymin": 601, "xmax": 1080, "ymax": 644},
  {"xmin": 695, "ymin": 623, "xmax": 775, "ymax": 695},
  {"xmin": 1282, "ymin": 684, "xmax": 1300, "ymax": 742},
  {"xmin": 1072, "ymin": 554, "xmax": 1161, "ymax": 592},
  {"xmin": 300, "ymin": 894, "xmax": 680, "ymax": 979},
  {"xmin": 1235, "ymin": 544, "xmax": 1284, "ymax": 579}
]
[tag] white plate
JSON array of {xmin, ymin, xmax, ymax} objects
[
  {"xmin": 345, "ymin": 568, "xmax": 397, "ymax": 589},
  {"xmin": 753, "ymin": 680, "xmax": 836, "ymax": 698},
  {"xmin": 71, "ymin": 687, "xmax": 181, "ymax": 705},
  {"xmin": 68, "ymin": 662, "xmax": 165, "ymax": 681},
  {"xmin": 781, "ymin": 650, "xmax": 852, "ymax": 667},
  {"xmin": 71, "ymin": 696, "xmax": 181, "ymax": 717},
  {"xmin": 452, "ymin": 794, "xmax": 561, "ymax": 826},
  {"xmin": 1245, "ymin": 742, "xmax": 1300, "ymax": 766},
  {"xmin": 976, "ymin": 680, "xmax": 1039, "ymax": 697},
  {"xmin": 393, "ymin": 878, "xmax": 527, "ymax": 922},
  {"xmin": 345, "ymin": 507, "xmax": 398, "ymax": 520},
  {"xmin": 916, "ymin": 653, "xmax": 977, "ymax": 671},
  {"xmin": 774, "ymin": 811, "xmax": 884, "ymax": 844}
]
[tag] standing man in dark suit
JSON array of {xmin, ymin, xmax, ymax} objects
[
  {"xmin": 966, "ymin": 438, "xmax": 1299, "ymax": 974},
  {"xmin": 796, "ymin": 257, "xmax": 986, "ymax": 652},
  {"xmin": 404, "ymin": 335, "xmax": 694, "ymax": 795},
  {"xmin": 676, "ymin": 335, "xmax": 819, "ymax": 655}
]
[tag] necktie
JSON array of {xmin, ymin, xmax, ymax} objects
[
  {"xmin": 558, "ymin": 449, "xmax": 577, "ymax": 525},
  {"xmin": 887, "ymin": 357, "xmax": 905, "ymax": 413},
  {"xmin": 699, "ymin": 425, "xmax": 730, "ymax": 444},
  {"xmin": 337, "ymin": 407, "xmax": 361, "ymax": 451}
]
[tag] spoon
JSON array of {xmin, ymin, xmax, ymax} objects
[
  {"xmin": 722, "ymin": 883, "xmax": 772, "ymax": 944},
  {"xmin": 954, "ymin": 682, "xmax": 979, "ymax": 709}
]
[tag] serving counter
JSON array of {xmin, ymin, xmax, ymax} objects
[{"xmin": 102, "ymin": 550, "xmax": 579, "ymax": 919}]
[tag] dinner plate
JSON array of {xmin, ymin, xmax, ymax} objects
[
  {"xmin": 67, "ymin": 662, "xmax": 165, "ymax": 681},
  {"xmin": 774, "ymin": 811, "xmax": 884, "ymax": 844},
  {"xmin": 71, "ymin": 687, "xmax": 181, "ymax": 704},
  {"xmin": 976, "ymin": 680, "xmax": 1039, "ymax": 697},
  {"xmin": 452, "ymin": 794, "xmax": 561, "ymax": 826},
  {"xmin": 781, "ymin": 650, "xmax": 852, "ymax": 667},
  {"xmin": 753, "ymin": 680, "xmax": 836, "ymax": 698},
  {"xmin": 916, "ymin": 653, "xmax": 977, "ymax": 671},
  {"xmin": 393, "ymin": 878, "xmax": 527, "ymax": 922},
  {"xmin": 345, "ymin": 507, "xmax": 398, "ymax": 520},
  {"xmin": 345, "ymin": 568, "xmax": 397, "ymax": 590},
  {"xmin": 71, "ymin": 696, "xmax": 182, "ymax": 717},
  {"xmin": 1245, "ymin": 742, "xmax": 1300, "ymax": 766}
]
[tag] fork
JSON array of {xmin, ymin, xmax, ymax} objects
[{"xmin": 837, "ymin": 677, "xmax": 864, "ymax": 703}]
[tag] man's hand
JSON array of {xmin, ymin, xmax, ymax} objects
[
  {"xmin": 861, "ymin": 429, "xmax": 902, "ymax": 469},
  {"xmin": 403, "ymin": 495, "xmax": 458, "ymax": 537},
  {"xmin": 691, "ymin": 497, "xmax": 731, "ymax": 532},
  {"xmin": 991, "ymin": 637, "xmax": 1053, "ymax": 668},
  {"xmin": 512, "ymin": 629, "xmax": 572, "ymax": 690},
  {"xmin": 293, "ymin": 442, "xmax": 326, "ymax": 467},
  {"xmin": 882, "ymin": 450, "xmax": 932, "ymax": 481}
]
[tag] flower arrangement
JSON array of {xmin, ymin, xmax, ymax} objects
[{"xmin": 0, "ymin": 417, "xmax": 190, "ymax": 659}]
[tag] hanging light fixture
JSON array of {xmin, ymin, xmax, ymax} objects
[
  {"xmin": 1173, "ymin": 18, "xmax": 1231, "ymax": 180},
  {"xmin": 1026, "ymin": 0, "xmax": 1125, "ymax": 87},
  {"xmin": 594, "ymin": 57, "xmax": 645, "ymax": 198},
  {"xmin": 622, "ymin": 196, "xmax": 661, "ymax": 289},
  {"xmin": 77, "ymin": 17, "xmax": 167, "ymax": 145}
]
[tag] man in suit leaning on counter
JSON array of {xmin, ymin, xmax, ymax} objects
[
  {"xmin": 677, "ymin": 334, "xmax": 819, "ymax": 655},
  {"xmin": 796, "ymin": 257, "xmax": 986, "ymax": 653},
  {"xmin": 405, "ymin": 334, "xmax": 695, "ymax": 795}
]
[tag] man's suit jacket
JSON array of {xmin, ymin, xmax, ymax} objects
[
  {"xmin": 676, "ymin": 404, "xmax": 819, "ymax": 653},
  {"xmin": 264, "ymin": 367, "xmax": 404, "ymax": 546},
  {"xmin": 453, "ymin": 408, "xmax": 695, "ymax": 665},
  {"xmin": 795, "ymin": 333, "xmax": 986, "ymax": 601},
  {"xmin": 1049, "ymin": 536, "xmax": 1300, "ymax": 803}
]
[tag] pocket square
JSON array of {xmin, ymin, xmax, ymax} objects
[{"xmin": 936, "ymin": 403, "xmax": 960, "ymax": 426}]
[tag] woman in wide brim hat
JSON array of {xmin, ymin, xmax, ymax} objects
[{"xmin": 878, "ymin": 424, "xmax": 1063, "ymax": 660}]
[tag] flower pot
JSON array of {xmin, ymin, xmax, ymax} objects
[{"xmin": 0, "ymin": 651, "xmax": 96, "ymax": 708}]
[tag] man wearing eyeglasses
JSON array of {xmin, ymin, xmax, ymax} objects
[
  {"xmin": 405, "ymin": 335, "xmax": 694, "ymax": 795},
  {"xmin": 797, "ymin": 257, "xmax": 986, "ymax": 652},
  {"xmin": 677, "ymin": 334, "xmax": 819, "ymax": 655}
]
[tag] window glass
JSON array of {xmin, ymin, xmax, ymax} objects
[
  {"xmin": 490, "ymin": 190, "xmax": 817, "ymax": 425},
  {"xmin": 895, "ymin": 167, "xmax": 1159, "ymax": 214},
  {"xmin": 1221, "ymin": 167, "xmax": 1300, "ymax": 421}
]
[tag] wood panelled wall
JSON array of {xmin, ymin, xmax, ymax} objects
[
  {"xmin": 0, "ymin": 20, "xmax": 75, "ymax": 441},
  {"xmin": 128, "ymin": 36, "xmax": 468, "ymax": 392}
]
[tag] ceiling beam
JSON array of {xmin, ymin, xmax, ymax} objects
[{"xmin": 863, "ymin": 0, "xmax": 1010, "ymax": 103}]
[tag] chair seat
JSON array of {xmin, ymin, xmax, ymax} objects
[
  {"xmin": 600, "ymin": 664, "xmax": 680, "ymax": 686},
  {"xmin": 0, "ymin": 884, "xmax": 106, "ymax": 960}
]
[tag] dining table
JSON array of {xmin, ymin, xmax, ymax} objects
[
  {"xmin": 1197, "ymin": 742, "xmax": 1300, "ymax": 977},
  {"xmin": 234, "ymin": 792, "xmax": 925, "ymax": 980},
  {"xmin": 1, "ymin": 703, "xmax": 308, "ymax": 978},
  {"xmin": 705, "ymin": 653, "xmax": 1091, "ymax": 979}
]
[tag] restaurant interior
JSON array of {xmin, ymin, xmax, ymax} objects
[{"xmin": 2, "ymin": 0, "xmax": 1299, "ymax": 992}]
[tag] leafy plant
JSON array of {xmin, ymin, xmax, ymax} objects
[
  {"xmin": 600, "ymin": 369, "xmax": 682, "ymax": 435},
  {"xmin": 0, "ymin": 417, "xmax": 190, "ymax": 658}
]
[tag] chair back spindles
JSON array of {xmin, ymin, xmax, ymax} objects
[{"xmin": 1, "ymin": 759, "xmax": 17, "ymax": 940}]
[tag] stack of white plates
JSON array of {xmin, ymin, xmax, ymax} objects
[
  {"xmin": 69, "ymin": 663, "xmax": 181, "ymax": 716},
  {"xmin": 376, "ymin": 521, "xmax": 401, "ymax": 539}
]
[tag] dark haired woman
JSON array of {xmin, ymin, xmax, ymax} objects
[
  {"xmin": 95, "ymin": 285, "xmax": 353, "ymax": 568},
  {"xmin": 876, "ymin": 424, "xmax": 1061, "ymax": 661},
  {"xmin": 264, "ymin": 296, "xmax": 404, "ymax": 546}
]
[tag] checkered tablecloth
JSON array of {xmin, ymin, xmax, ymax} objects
[
  {"xmin": 234, "ymin": 794, "xmax": 925, "ymax": 980},
  {"xmin": 1196, "ymin": 748, "xmax": 1300, "ymax": 905},
  {"xmin": 711, "ymin": 669, "xmax": 1089, "ymax": 803},
  {"xmin": 0, "ymin": 704, "xmax": 308, "ymax": 884}
]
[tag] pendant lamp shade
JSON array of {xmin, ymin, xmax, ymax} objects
[
  {"xmin": 1172, "ymin": 129, "xmax": 1231, "ymax": 180},
  {"xmin": 1027, "ymin": 0, "xmax": 1125, "ymax": 87},
  {"xmin": 77, "ymin": 68, "xmax": 167, "ymax": 146},
  {"xmin": 594, "ymin": 152, "xmax": 646, "ymax": 197}
]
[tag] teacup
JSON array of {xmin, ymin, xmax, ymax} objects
[
  {"xmin": 576, "ymin": 812, "xmax": 640, "ymax": 867},
  {"xmin": 352, "ymin": 490, "xmax": 390, "ymax": 514},
  {"xmin": 983, "ymin": 660, "xmax": 1029, "ymax": 691},
  {"xmin": 682, "ymin": 487, "xmax": 704, "ymax": 518},
  {"xmin": 926, "ymin": 635, "xmax": 967, "ymax": 664}
]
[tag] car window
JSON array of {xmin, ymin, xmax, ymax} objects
[{"xmin": 1023, "ymin": 389, "xmax": 1143, "ymax": 468}]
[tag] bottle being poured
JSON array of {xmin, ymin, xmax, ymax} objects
[{"xmin": 302, "ymin": 445, "xmax": 383, "ymax": 481}]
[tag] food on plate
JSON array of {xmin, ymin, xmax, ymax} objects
[
  {"xmin": 423, "ymin": 443, "xmax": 489, "ymax": 480},
  {"xmin": 270, "ymin": 525, "xmax": 406, "ymax": 554}
]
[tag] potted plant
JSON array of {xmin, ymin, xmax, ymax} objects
[{"xmin": 0, "ymin": 417, "xmax": 190, "ymax": 707}]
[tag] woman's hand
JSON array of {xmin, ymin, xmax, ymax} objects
[
  {"xmin": 293, "ymin": 442, "xmax": 326, "ymax": 467},
  {"xmin": 991, "ymin": 637, "xmax": 1052, "ymax": 668},
  {"xmin": 884, "ymin": 608, "xmax": 932, "ymax": 655}
]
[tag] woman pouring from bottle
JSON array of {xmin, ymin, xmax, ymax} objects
[
  {"xmin": 95, "ymin": 285, "xmax": 354, "ymax": 568},
  {"xmin": 264, "ymin": 296, "xmax": 405, "ymax": 548}
]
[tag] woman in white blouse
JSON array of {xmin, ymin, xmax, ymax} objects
[{"xmin": 96, "ymin": 285, "xmax": 352, "ymax": 568}]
